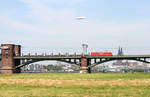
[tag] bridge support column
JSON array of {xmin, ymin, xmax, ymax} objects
[
  {"xmin": 1, "ymin": 44, "xmax": 21, "ymax": 74},
  {"xmin": 14, "ymin": 45, "xmax": 21, "ymax": 73},
  {"xmin": 1, "ymin": 44, "xmax": 15, "ymax": 74},
  {"xmin": 80, "ymin": 56, "xmax": 91, "ymax": 73}
]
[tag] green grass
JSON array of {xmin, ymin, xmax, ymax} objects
[
  {"xmin": 0, "ymin": 73, "xmax": 150, "ymax": 97},
  {"xmin": 0, "ymin": 73, "xmax": 150, "ymax": 80},
  {"xmin": 0, "ymin": 84, "xmax": 150, "ymax": 97}
]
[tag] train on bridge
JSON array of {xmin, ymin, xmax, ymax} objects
[{"xmin": 90, "ymin": 52, "xmax": 113, "ymax": 56}]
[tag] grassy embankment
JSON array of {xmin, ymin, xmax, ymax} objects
[{"xmin": 0, "ymin": 73, "xmax": 150, "ymax": 97}]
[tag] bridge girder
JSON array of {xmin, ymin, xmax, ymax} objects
[
  {"xmin": 89, "ymin": 57, "xmax": 150, "ymax": 68},
  {"xmin": 1, "ymin": 55, "xmax": 150, "ymax": 69},
  {"xmin": 16, "ymin": 58, "xmax": 80, "ymax": 69}
]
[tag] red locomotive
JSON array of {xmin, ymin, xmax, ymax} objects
[{"xmin": 90, "ymin": 52, "xmax": 113, "ymax": 56}]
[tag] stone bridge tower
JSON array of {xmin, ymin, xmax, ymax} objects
[
  {"xmin": 80, "ymin": 56, "xmax": 91, "ymax": 73},
  {"xmin": 1, "ymin": 44, "xmax": 21, "ymax": 74}
]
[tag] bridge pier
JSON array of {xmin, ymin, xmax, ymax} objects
[
  {"xmin": 14, "ymin": 45, "xmax": 21, "ymax": 73},
  {"xmin": 1, "ymin": 44, "xmax": 21, "ymax": 74},
  {"xmin": 80, "ymin": 56, "xmax": 91, "ymax": 73}
]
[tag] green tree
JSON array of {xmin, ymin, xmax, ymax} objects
[{"xmin": 43, "ymin": 65, "xmax": 63, "ymax": 71}]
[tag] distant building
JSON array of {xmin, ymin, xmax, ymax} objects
[
  {"xmin": 42, "ymin": 68, "xmax": 47, "ymax": 72},
  {"xmin": 113, "ymin": 47, "xmax": 139, "ymax": 66},
  {"xmin": 118, "ymin": 46, "xmax": 124, "ymax": 56},
  {"xmin": 113, "ymin": 47, "xmax": 124, "ymax": 65}
]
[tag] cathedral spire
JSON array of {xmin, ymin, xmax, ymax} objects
[
  {"xmin": 118, "ymin": 46, "xmax": 123, "ymax": 56},
  {"xmin": 120, "ymin": 48, "xmax": 123, "ymax": 56}
]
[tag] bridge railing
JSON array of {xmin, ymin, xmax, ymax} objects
[{"xmin": 20, "ymin": 53, "xmax": 85, "ymax": 57}]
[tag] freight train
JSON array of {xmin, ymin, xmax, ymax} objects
[{"xmin": 90, "ymin": 52, "xmax": 113, "ymax": 56}]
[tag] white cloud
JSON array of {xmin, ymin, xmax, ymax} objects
[
  {"xmin": 0, "ymin": 0, "xmax": 150, "ymax": 50},
  {"xmin": 33, "ymin": 0, "xmax": 86, "ymax": 5},
  {"xmin": 18, "ymin": 0, "xmax": 150, "ymax": 35},
  {"xmin": 0, "ymin": 11, "xmax": 150, "ymax": 37},
  {"xmin": 0, "ymin": 15, "xmax": 38, "ymax": 32},
  {"xmin": 20, "ymin": 0, "xmax": 77, "ymax": 23}
]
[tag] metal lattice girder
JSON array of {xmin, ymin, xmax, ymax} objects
[
  {"xmin": 16, "ymin": 58, "xmax": 80, "ymax": 69},
  {"xmin": 1, "ymin": 55, "xmax": 150, "ymax": 69},
  {"xmin": 89, "ymin": 57, "xmax": 150, "ymax": 68}
]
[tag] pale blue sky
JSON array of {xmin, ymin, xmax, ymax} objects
[{"xmin": 0, "ymin": 0, "xmax": 150, "ymax": 54}]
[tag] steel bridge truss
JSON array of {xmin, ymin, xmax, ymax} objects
[
  {"xmin": 15, "ymin": 58, "xmax": 81, "ymax": 69},
  {"xmin": 89, "ymin": 56, "xmax": 150, "ymax": 68},
  {"xmin": 1, "ymin": 55, "xmax": 150, "ymax": 69}
]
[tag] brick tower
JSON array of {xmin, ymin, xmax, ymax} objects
[
  {"xmin": 14, "ymin": 45, "xmax": 21, "ymax": 73},
  {"xmin": 80, "ymin": 56, "xmax": 91, "ymax": 73},
  {"xmin": 1, "ymin": 44, "xmax": 21, "ymax": 74}
]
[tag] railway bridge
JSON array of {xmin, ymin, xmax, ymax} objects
[{"xmin": 0, "ymin": 44, "xmax": 150, "ymax": 74}]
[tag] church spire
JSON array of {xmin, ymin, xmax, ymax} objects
[
  {"xmin": 118, "ymin": 46, "xmax": 123, "ymax": 56},
  {"xmin": 120, "ymin": 48, "xmax": 123, "ymax": 56}
]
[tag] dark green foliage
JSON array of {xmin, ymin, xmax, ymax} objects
[{"xmin": 43, "ymin": 65, "xmax": 63, "ymax": 71}]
